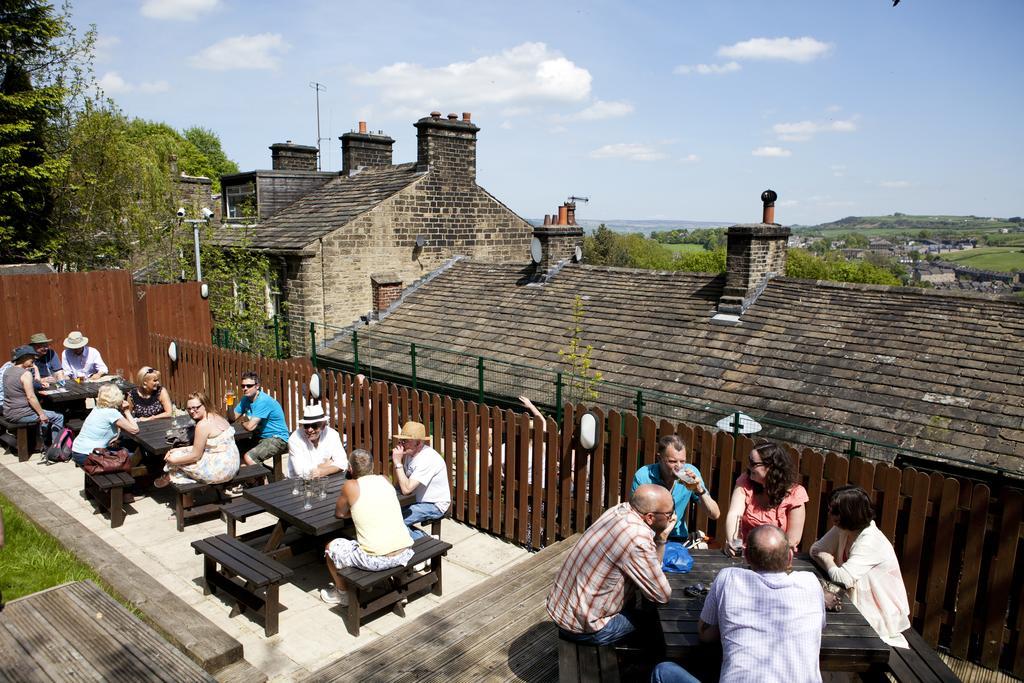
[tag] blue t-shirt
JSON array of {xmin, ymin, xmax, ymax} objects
[
  {"xmin": 631, "ymin": 462, "xmax": 706, "ymax": 539},
  {"xmin": 72, "ymin": 407, "xmax": 122, "ymax": 454},
  {"xmin": 234, "ymin": 390, "xmax": 289, "ymax": 442},
  {"xmin": 34, "ymin": 349, "xmax": 62, "ymax": 378}
]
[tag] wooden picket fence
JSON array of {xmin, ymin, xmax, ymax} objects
[{"xmin": 148, "ymin": 335, "xmax": 1024, "ymax": 677}]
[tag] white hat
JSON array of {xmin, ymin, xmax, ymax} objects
[
  {"xmin": 298, "ymin": 403, "xmax": 329, "ymax": 425},
  {"xmin": 63, "ymin": 330, "xmax": 89, "ymax": 349}
]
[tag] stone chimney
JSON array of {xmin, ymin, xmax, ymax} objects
[
  {"xmin": 415, "ymin": 111, "xmax": 479, "ymax": 183},
  {"xmin": 341, "ymin": 122, "xmax": 394, "ymax": 175},
  {"xmin": 532, "ymin": 200, "xmax": 584, "ymax": 278},
  {"xmin": 270, "ymin": 141, "xmax": 319, "ymax": 171},
  {"xmin": 716, "ymin": 190, "xmax": 790, "ymax": 318}
]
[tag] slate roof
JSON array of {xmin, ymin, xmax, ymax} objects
[
  {"xmin": 320, "ymin": 260, "xmax": 1024, "ymax": 475},
  {"xmin": 212, "ymin": 163, "xmax": 425, "ymax": 252}
]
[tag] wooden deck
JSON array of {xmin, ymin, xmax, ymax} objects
[
  {"xmin": 0, "ymin": 580, "xmax": 215, "ymax": 683},
  {"xmin": 305, "ymin": 534, "xmax": 580, "ymax": 683}
]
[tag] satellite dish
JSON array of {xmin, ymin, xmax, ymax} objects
[
  {"xmin": 530, "ymin": 237, "xmax": 543, "ymax": 264},
  {"xmin": 415, "ymin": 235, "xmax": 426, "ymax": 248},
  {"xmin": 580, "ymin": 412, "xmax": 597, "ymax": 449},
  {"xmin": 309, "ymin": 373, "xmax": 321, "ymax": 400},
  {"xmin": 200, "ymin": 283, "xmax": 209, "ymax": 299},
  {"xmin": 574, "ymin": 245, "xmax": 583, "ymax": 262},
  {"xmin": 715, "ymin": 412, "xmax": 762, "ymax": 435},
  {"xmin": 167, "ymin": 341, "xmax": 177, "ymax": 362}
]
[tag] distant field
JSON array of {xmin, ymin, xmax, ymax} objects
[
  {"xmin": 664, "ymin": 243, "xmax": 708, "ymax": 254},
  {"xmin": 938, "ymin": 247, "xmax": 1024, "ymax": 272}
]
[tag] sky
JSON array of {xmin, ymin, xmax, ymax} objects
[{"xmin": 73, "ymin": 0, "xmax": 1023, "ymax": 225}]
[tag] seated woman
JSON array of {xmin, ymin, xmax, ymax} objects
[
  {"xmin": 127, "ymin": 366, "xmax": 173, "ymax": 421},
  {"xmin": 811, "ymin": 485, "xmax": 911, "ymax": 647},
  {"xmin": 723, "ymin": 441, "xmax": 808, "ymax": 554},
  {"xmin": 154, "ymin": 391, "xmax": 239, "ymax": 487},
  {"xmin": 70, "ymin": 384, "xmax": 139, "ymax": 466}
]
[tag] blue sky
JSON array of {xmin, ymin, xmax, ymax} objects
[{"xmin": 76, "ymin": 0, "xmax": 1023, "ymax": 225}]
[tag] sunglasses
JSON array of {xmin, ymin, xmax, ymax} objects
[
  {"xmin": 303, "ymin": 423, "xmax": 324, "ymax": 431},
  {"xmin": 241, "ymin": 383, "xmax": 257, "ymax": 389}
]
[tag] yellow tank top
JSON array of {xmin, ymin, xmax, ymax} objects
[{"xmin": 350, "ymin": 475, "xmax": 414, "ymax": 556}]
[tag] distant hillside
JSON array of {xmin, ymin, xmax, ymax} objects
[
  {"xmin": 528, "ymin": 218, "xmax": 736, "ymax": 235},
  {"xmin": 795, "ymin": 213, "xmax": 1020, "ymax": 237}
]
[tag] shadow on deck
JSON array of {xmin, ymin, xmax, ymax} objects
[{"xmin": 304, "ymin": 534, "xmax": 580, "ymax": 683}]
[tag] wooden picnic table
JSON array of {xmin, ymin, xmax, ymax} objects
[
  {"xmin": 657, "ymin": 549, "xmax": 890, "ymax": 674},
  {"xmin": 121, "ymin": 414, "xmax": 263, "ymax": 464},
  {"xmin": 37, "ymin": 376, "xmax": 133, "ymax": 411}
]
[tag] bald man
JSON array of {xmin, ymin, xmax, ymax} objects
[{"xmin": 546, "ymin": 484, "xmax": 674, "ymax": 645}]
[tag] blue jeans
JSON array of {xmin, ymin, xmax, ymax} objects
[
  {"xmin": 559, "ymin": 610, "xmax": 638, "ymax": 646},
  {"xmin": 651, "ymin": 662, "xmax": 701, "ymax": 683},
  {"xmin": 402, "ymin": 502, "xmax": 443, "ymax": 540},
  {"xmin": 13, "ymin": 411, "xmax": 64, "ymax": 432}
]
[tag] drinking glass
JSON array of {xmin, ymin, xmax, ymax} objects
[
  {"xmin": 75, "ymin": 376, "xmax": 82, "ymax": 384},
  {"xmin": 317, "ymin": 477, "xmax": 328, "ymax": 500},
  {"xmin": 303, "ymin": 479, "xmax": 313, "ymax": 510},
  {"xmin": 291, "ymin": 477, "xmax": 301, "ymax": 496},
  {"xmin": 224, "ymin": 391, "xmax": 236, "ymax": 409},
  {"xmin": 728, "ymin": 530, "xmax": 745, "ymax": 556}
]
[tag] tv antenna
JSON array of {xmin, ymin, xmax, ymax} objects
[
  {"xmin": 568, "ymin": 195, "xmax": 590, "ymax": 204},
  {"xmin": 309, "ymin": 81, "xmax": 327, "ymax": 170}
]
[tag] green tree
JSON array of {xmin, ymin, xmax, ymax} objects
[
  {"xmin": 184, "ymin": 126, "xmax": 238, "ymax": 191},
  {"xmin": 785, "ymin": 249, "xmax": 901, "ymax": 286},
  {"xmin": 676, "ymin": 247, "xmax": 726, "ymax": 273}
]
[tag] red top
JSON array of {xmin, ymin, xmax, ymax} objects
[{"xmin": 736, "ymin": 472, "xmax": 809, "ymax": 540}]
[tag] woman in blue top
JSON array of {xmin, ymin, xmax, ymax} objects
[{"xmin": 71, "ymin": 384, "xmax": 139, "ymax": 466}]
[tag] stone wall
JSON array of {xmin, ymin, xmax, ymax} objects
[
  {"xmin": 342, "ymin": 132, "xmax": 394, "ymax": 173},
  {"xmin": 270, "ymin": 142, "xmax": 319, "ymax": 171}
]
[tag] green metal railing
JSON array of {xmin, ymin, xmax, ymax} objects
[
  {"xmin": 212, "ymin": 314, "xmax": 288, "ymax": 359},
  {"xmin": 299, "ymin": 320, "xmax": 1015, "ymax": 480}
]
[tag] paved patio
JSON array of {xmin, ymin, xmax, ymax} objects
[{"xmin": 0, "ymin": 451, "xmax": 531, "ymax": 681}]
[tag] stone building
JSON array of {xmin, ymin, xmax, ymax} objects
[{"xmin": 216, "ymin": 113, "xmax": 534, "ymax": 353}]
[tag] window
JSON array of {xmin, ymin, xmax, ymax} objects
[{"xmin": 225, "ymin": 182, "xmax": 256, "ymax": 219}]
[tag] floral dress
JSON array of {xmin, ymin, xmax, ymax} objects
[{"xmin": 166, "ymin": 426, "xmax": 239, "ymax": 484}]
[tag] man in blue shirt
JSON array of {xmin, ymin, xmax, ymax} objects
[
  {"xmin": 29, "ymin": 332, "xmax": 64, "ymax": 388},
  {"xmin": 631, "ymin": 434, "xmax": 720, "ymax": 542},
  {"xmin": 230, "ymin": 371, "xmax": 289, "ymax": 470}
]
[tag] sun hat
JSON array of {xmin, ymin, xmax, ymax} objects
[
  {"xmin": 63, "ymin": 331, "xmax": 89, "ymax": 349},
  {"xmin": 392, "ymin": 421, "xmax": 431, "ymax": 443},
  {"xmin": 298, "ymin": 403, "xmax": 329, "ymax": 425},
  {"xmin": 12, "ymin": 345, "xmax": 37, "ymax": 362},
  {"xmin": 29, "ymin": 332, "xmax": 52, "ymax": 344}
]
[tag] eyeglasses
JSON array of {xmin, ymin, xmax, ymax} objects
[
  {"xmin": 748, "ymin": 459, "xmax": 767, "ymax": 470},
  {"xmin": 241, "ymin": 383, "xmax": 257, "ymax": 389},
  {"xmin": 186, "ymin": 405, "xmax": 202, "ymax": 412}
]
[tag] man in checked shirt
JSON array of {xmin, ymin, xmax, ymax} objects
[{"xmin": 546, "ymin": 484, "xmax": 675, "ymax": 645}]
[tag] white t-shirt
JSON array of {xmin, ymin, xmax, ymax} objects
[
  {"xmin": 286, "ymin": 425, "xmax": 348, "ymax": 479},
  {"xmin": 403, "ymin": 444, "xmax": 451, "ymax": 513},
  {"xmin": 701, "ymin": 566, "xmax": 825, "ymax": 683},
  {"xmin": 62, "ymin": 346, "xmax": 107, "ymax": 378}
]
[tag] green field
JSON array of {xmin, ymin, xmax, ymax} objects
[
  {"xmin": 938, "ymin": 247, "xmax": 1024, "ymax": 272},
  {"xmin": 664, "ymin": 243, "xmax": 708, "ymax": 254},
  {"xmin": 795, "ymin": 214, "xmax": 1019, "ymax": 239}
]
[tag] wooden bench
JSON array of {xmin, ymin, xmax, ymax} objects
[
  {"xmin": 861, "ymin": 628, "xmax": 960, "ymax": 682},
  {"xmin": 220, "ymin": 497, "xmax": 269, "ymax": 538},
  {"xmin": 83, "ymin": 470, "xmax": 135, "ymax": 528},
  {"xmin": 557, "ymin": 639, "xmax": 620, "ymax": 683},
  {"xmin": 416, "ymin": 505, "xmax": 452, "ymax": 539},
  {"xmin": 171, "ymin": 464, "xmax": 269, "ymax": 532},
  {"xmin": 336, "ymin": 535, "xmax": 452, "ymax": 636},
  {"xmin": 0, "ymin": 416, "xmax": 38, "ymax": 462},
  {"xmin": 191, "ymin": 533, "xmax": 293, "ymax": 637}
]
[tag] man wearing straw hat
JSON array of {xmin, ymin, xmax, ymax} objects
[
  {"xmin": 391, "ymin": 421, "xmax": 451, "ymax": 539},
  {"xmin": 28, "ymin": 333, "xmax": 64, "ymax": 387},
  {"xmin": 286, "ymin": 403, "xmax": 348, "ymax": 479},
  {"xmin": 60, "ymin": 331, "xmax": 107, "ymax": 380}
]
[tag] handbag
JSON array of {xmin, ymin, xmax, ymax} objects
[
  {"xmin": 662, "ymin": 541, "xmax": 694, "ymax": 573},
  {"xmin": 83, "ymin": 447, "xmax": 132, "ymax": 475}
]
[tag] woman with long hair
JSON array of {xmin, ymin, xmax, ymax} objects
[
  {"xmin": 154, "ymin": 391, "xmax": 238, "ymax": 487},
  {"xmin": 723, "ymin": 442, "xmax": 808, "ymax": 554}
]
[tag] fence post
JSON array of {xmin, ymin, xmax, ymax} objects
[
  {"xmin": 309, "ymin": 321, "xmax": 318, "ymax": 369},
  {"xmin": 352, "ymin": 330, "xmax": 360, "ymax": 373},
  {"xmin": 634, "ymin": 390, "xmax": 645, "ymax": 422},
  {"xmin": 731, "ymin": 411, "xmax": 742, "ymax": 459},
  {"xmin": 477, "ymin": 356, "xmax": 485, "ymax": 405},
  {"xmin": 846, "ymin": 438, "xmax": 860, "ymax": 459},
  {"xmin": 273, "ymin": 315, "xmax": 281, "ymax": 359},
  {"xmin": 410, "ymin": 343, "xmax": 418, "ymax": 390},
  {"xmin": 555, "ymin": 372, "xmax": 563, "ymax": 424}
]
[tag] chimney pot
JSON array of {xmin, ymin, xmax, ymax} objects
[
  {"xmin": 543, "ymin": 214, "xmax": 551, "ymax": 226},
  {"xmin": 430, "ymin": 111, "xmax": 441, "ymax": 119},
  {"xmin": 358, "ymin": 121, "xmax": 367, "ymax": 134},
  {"xmin": 761, "ymin": 189, "xmax": 778, "ymax": 225},
  {"xmin": 447, "ymin": 113, "xmax": 458, "ymax": 121},
  {"xmin": 462, "ymin": 112, "xmax": 472, "ymax": 122},
  {"xmin": 557, "ymin": 205, "xmax": 569, "ymax": 225}
]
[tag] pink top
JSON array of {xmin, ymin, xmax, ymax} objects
[{"xmin": 736, "ymin": 472, "xmax": 809, "ymax": 539}]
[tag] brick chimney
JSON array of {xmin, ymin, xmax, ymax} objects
[
  {"xmin": 415, "ymin": 111, "xmax": 479, "ymax": 183},
  {"xmin": 532, "ymin": 201, "xmax": 584, "ymax": 278},
  {"xmin": 341, "ymin": 122, "xmax": 394, "ymax": 175},
  {"xmin": 270, "ymin": 141, "xmax": 319, "ymax": 171},
  {"xmin": 716, "ymin": 190, "xmax": 790, "ymax": 318}
]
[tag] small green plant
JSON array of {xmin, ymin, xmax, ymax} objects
[{"xmin": 559, "ymin": 295, "xmax": 603, "ymax": 403}]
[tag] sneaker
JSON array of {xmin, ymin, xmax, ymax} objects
[{"xmin": 320, "ymin": 587, "xmax": 348, "ymax": 606}]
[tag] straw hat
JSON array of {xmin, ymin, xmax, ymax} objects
[
  {"xmin": 63, "ymin": 331, "xmax": 89, "ymax": 349},
  {"xmin": 298, "ymin": 403, "xmax": 329, "ymax": 425},
  {"xmin": 392, "ymin": 421, "xmax": 431, "ymax": 443},
  {"xmin": 29, "ymin": 332, "xmax": 52, "ymax": 344}
]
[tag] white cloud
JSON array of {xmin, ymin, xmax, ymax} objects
[
  {"xmin": 141, "ymin": 0, "xmax": 220, "ymax": 21},
  {"xmin": 752, "ymin": 146, "xmax": 792, "ymax": 158},
  {"xmin": 351, "ymin": 42, "xmax": 591, "ymax": 109},
  {"xmin": 590, "ymin": 143, "xmax": 667, "ymax": 162},
  {"xmin": 718, "ymin": 37, "xmax": 832, "ymax": 63},
  {"xmin": 94, "ymin": 35, "xmax": 120, "ymax": 63},
  {"xmin": 773, "ymin": 118, "xmax": 858, "ymax": 141},
  {"xmin": 673, "ymin": 61, "xmax": 741, "ymax": 76},
  {"xmin": 680, "ymin": 154, "xmax": 700, "ymax": 163},
  {"xmin": 188, "ymin": 34, "xmax": 289, "ymax": 71},
  {"xmin": 556, "ymin": 99, "xmax": 634, "ymax": 122},
  {"xmin": 98, "ymin": 71, "xmax": 169, "ymax": 94},
  {"xmin": 880, "ymin": 180, "xmax": 911, "ymax": 189}
]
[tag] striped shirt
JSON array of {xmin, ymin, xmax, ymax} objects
[{"xmin": 546, "ymin": 502, "xmax": 671, "ymax": 634}]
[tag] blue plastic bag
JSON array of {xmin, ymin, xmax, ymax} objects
[{"xmin": 662, "ymin": 541, "xmax": 693, "ymax": 573}]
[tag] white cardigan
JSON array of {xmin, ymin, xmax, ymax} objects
[{"xmin": 811, "ymin": 521, "xmax": 911, "ymax": 647}]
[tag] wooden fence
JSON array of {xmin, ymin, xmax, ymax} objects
[
  {"xmin": 139, "ymin": 281, "xmax": 212, "ymax": 342},
  {"xmin": 148, "ymin": 335, "xmax": 1024, "ymax": 677}
]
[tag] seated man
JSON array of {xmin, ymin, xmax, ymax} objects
[
  {"xmin": 320, "ymin": 448, "xmax": 415, "ymax": 606},
  {"xmin": 546, "ymin": 484, "xmax": 674, "ymax": 645},
  {"xmin": 391, "ymin": 421, "xmax": 451, "ymax": 539},
  {"xmin": 61, "ymin": 330, "xmax": 107, "ymax": 380},
  {"xmin": 287, "ymin": 403, "xmax": 348, "ymax": 479},
  {"xmin": 29, "ymin": 333, "xmax": 64, "ymax": 388},
  {"xmin": 652, "ymin": 524, "xmax": 826, "ymax": 683},
  {"xmin": 632, "ymin": 434, "xmax": 720, "ymax": 542},
  {"xmin": 229, "ymin": 371, "xmax": 289, "ymax": 469},
  {"xmin": 2, "ymin": 346, "xmax": 65, "ymax": 433}
]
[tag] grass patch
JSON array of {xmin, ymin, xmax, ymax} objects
[
  {"xmin": 938, "ymin": 247, "xmax": 1024, "ymax": 272},
  {"xmin": 663, "ymin": 243, "xmax": 707, "ymax": 254}
]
